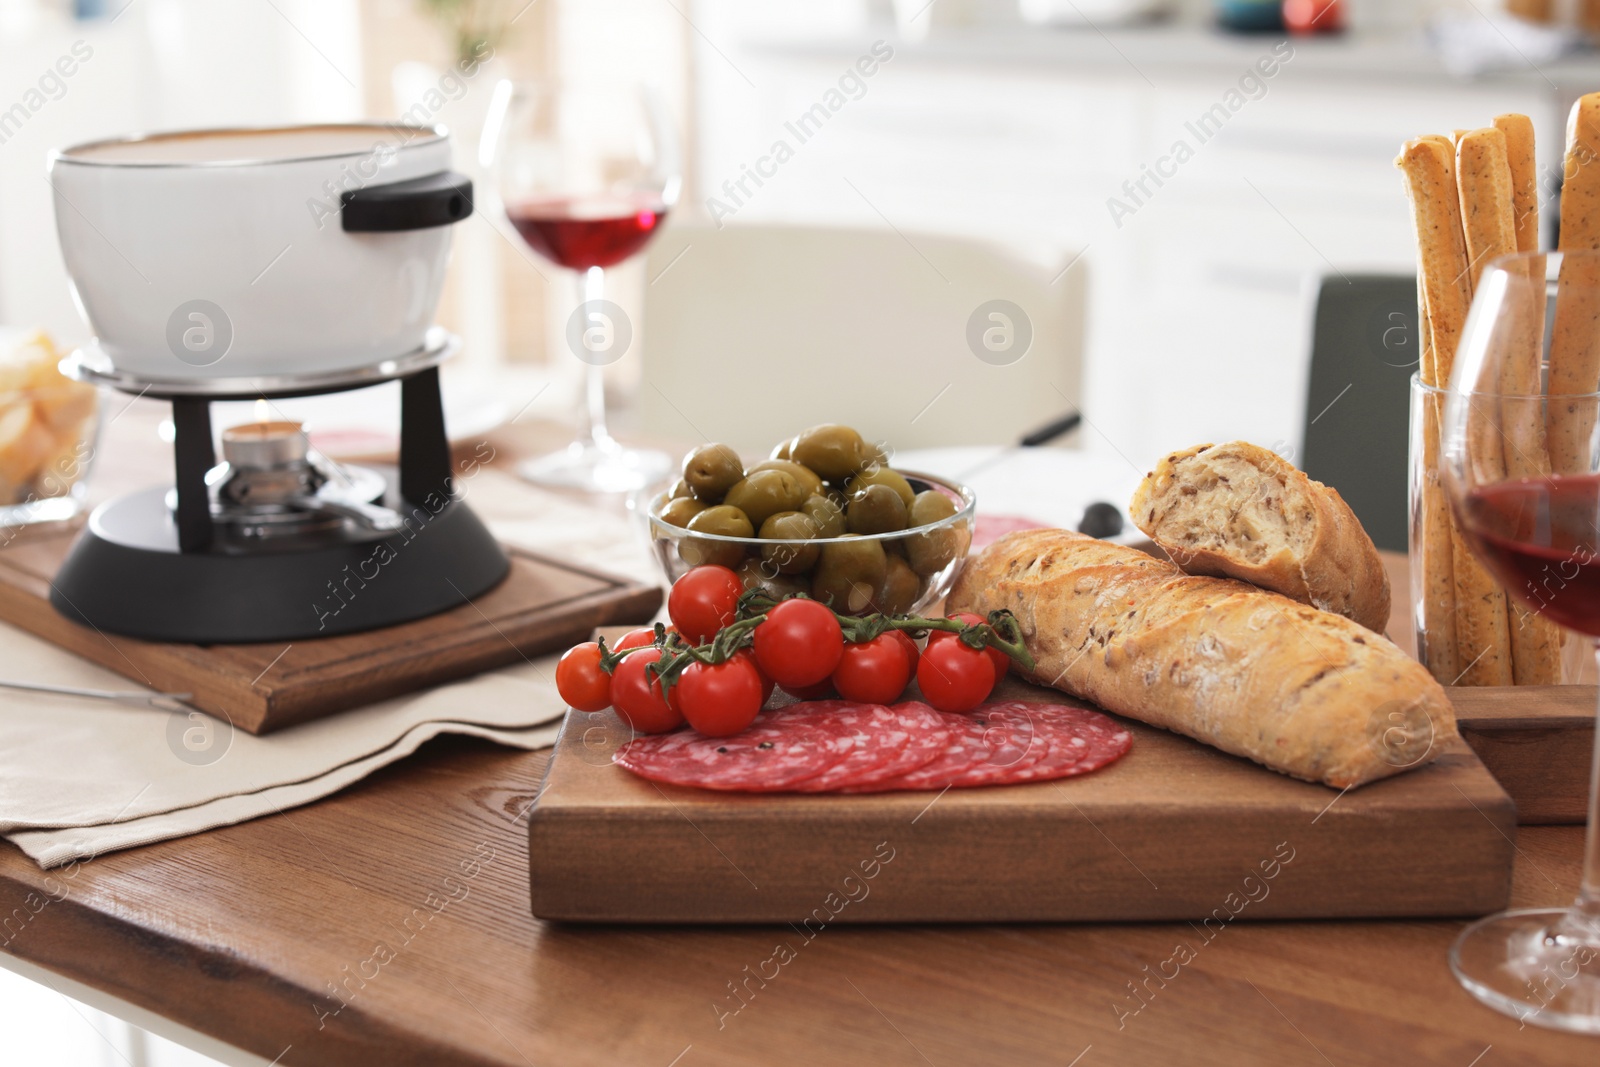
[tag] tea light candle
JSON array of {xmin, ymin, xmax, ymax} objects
[{"xmin": 222, "ymin": 419, "xmax": 308, "ymax": 470}]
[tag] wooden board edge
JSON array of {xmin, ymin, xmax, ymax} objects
[{"xmin": 251, "ymin": 582, "xmax": 662, "ymax": 733}]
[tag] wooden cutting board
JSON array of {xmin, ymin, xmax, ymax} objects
[
  {"xmin": 1453, "ymin": 685, "xmax": 1595, "ymax": 824},
  {"xmin": 528, "ymin": 676, "xmax": 1516, "ymax": 924},
  {"xmin": 0, "ymin": 520, "xmax": 661, "ymax": 733}
]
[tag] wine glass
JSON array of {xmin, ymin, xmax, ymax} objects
[
  {"xmin": 480, "ymin": 79, "xmax": 680, "ymax": 492},
  {"xmin": 1442, "ymin": 249, "xmax": 1600, "ymax": 1032}
]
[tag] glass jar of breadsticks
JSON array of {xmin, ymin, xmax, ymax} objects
[
  {"xmin": 1409, "ymin": 257, "xmax": 1592, "ymax": 686},
  {"xmin": 1399, "ymin": 116, "xmax": 1591, "ymax": 686}
]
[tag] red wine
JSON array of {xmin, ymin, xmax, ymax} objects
[
  {"xmin": 507, "ymin": 195, "xmax": 667, "ymax": 270},
  {"xmin": 1462, "ymin": 473, "xmax": 1600, "ymax": 636}
]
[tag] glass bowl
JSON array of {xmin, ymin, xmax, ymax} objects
[
  {"xmin": 0, "ymin": 336, "xmax": 100, "ymax": 527},
  {"xmin": 636, "ymin": 470, "xmax": 976, "ymax": 616}
]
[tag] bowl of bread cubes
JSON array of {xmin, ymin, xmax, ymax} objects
[{"xmin": 0, "ymin": 331, "xmax": 100, "ymax": 526}]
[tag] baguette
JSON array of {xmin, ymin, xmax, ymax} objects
[
  {"xmin": 1129, "ymin": 441, "xmax": 1390, "ymax": 633},
  {"xmin": 946, "ymin": 530, "xmax": 1457, "ymax": 789}
]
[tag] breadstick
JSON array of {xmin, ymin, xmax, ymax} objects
[
  {"xmin": 1493, "ymin": 114, "xmax": 1540, "ymax": 254},
  {"xmin": 1417, "ymin": 302, "xmax": 1460, "ymax": 683},
  {"xmin": 1488, "ymin": 116, "xmax": 1566, "ymax": 684},
  {"xmin": 1401, "ymin": 141, "xmax": 1465, "ymax": 681},
  {"xmin": 1398, "ymin": 136, "xmax": 1515, "ymax": 685},
  {"xmin": 1549, "ymin": 93, "xmax": 1600, "ymax": 474},
  {"xmin": 1456, "ymin": 128, "xmax": 1517, "ymax": 295},
  {"xmin": 1399, "ymin": 139, "xmax": 1474, "ymax": 384}
]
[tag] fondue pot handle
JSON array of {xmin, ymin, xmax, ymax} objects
[{"xmin": 341, "ymin": 171, "xmax": 473, "ymax": 232}]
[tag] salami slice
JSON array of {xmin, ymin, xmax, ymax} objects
[
  {"xmin": 977, "ymin": 701, "xmax": 1132, "ymax": 783},
  {"xmin": 842, "ymin": 702, "xmax": 1010, "ymax": 792},
  {"xmin": 937, "ymin": 704, "xmax": 1053, "ymax": 787},
  {"xmin": 614, "ymin": 715, "xmax": 847, "ymax": 791},
  {"xmin": 777, "ymin": 700, "xmax": 952, "ymax": 793}
]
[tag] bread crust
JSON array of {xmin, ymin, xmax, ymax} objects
[
  {"xmin": 947, "ymin": 529, "xmax": 1457, "ymax": 789},
  {"xmin": 1129, "ymin": 442, "xmax": 1392, "ymax": 634}
]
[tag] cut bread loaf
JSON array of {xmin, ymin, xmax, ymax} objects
[
  {"xmin": 946, "ymin": 529, "xmax": 1456, "ymax": 788},
  {"xmin": 1129, "ymin": 442, "xmax": 1391, "ymax": 634}
]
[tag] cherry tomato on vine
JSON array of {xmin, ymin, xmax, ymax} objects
[
  {"xmin": 555, "ymin": 642, "xmax": 612, "ymax": 712},
  {"xmin": 675, "ymin": 654, "xmax": 765, "ymax": 737},
  {"xmin": 928, "ymin": 611, "xmax": 1009, "ymax": 680},
  {"xmin": 752, "ymin": 598, "xmax": 844, "ymax": 688},
  {"xmin": 918, "ymin": 636, "xmax": 997, "ymax": 713},
  {"xmin": 733, "ymin": 649, "xmax": 775, "ymax": 707},
  {"xmin": 615, "ymin": 627, "xmax": 658, "ymax": 652},
  {"xmin": 832, "ymin": 633, "xmax": 915, "ymax": 705},
  {"xmin": 783, "ymin": 678, "xmax": 836, "ymax": 701},
  {"xmin": 668, "ymin": 565, "xmax": 743, "ymax": 642},
  {"xmin": 611, "ymin": 652, "xmax": 683, "ymax": 733},
  {"xmin": 887, "ymin": 629, "xmax": 920, "ymax": 673}
]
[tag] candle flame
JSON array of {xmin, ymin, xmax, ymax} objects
[{"xmin": 254, "ymin": 399, "xmax": 270, "ymax": 423}]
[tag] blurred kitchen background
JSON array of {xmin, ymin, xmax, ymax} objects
[
  {"xmin": 0, "ymin": 0, "xmax": 1597, "ymax": 1060},
  {"xmin": 4, "ymin": 0, "xmax": 1598, "ymax": 469}
]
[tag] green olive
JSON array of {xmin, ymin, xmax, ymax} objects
[
  {"xmin": 748, "ymin": 458, "xmax": 824, "ymax": 499},
  {"xmin": 759, "ymin": 510, "xmax": 822, "ymax": 574},
  {"xmin": 907, "ymin": 489, "xmax": 958, "ymax": 529},
  {"xmin": 801, "ymin": 494, "xmax": 846, "ymax": 538},
  {"xmin": 905, "ymin": 490, "xmax": 962, "ymax": 575},
  {"xmin": 723, "ymin": 469, "xmax": 808, "ymax": 528},
  {"xmin": 904, "ymin": 495, "xmax": 968, "ymax": 576},
  {"xmin": 659, "ymin": 496, "xmax": 706, "ymax": 528},
  {"xmin": 871, "ymin": 553, "xmax": 921, "ymax": 615},
  {"xmin": 667, "ymin": 479, "xmax": 693, "ymax": 500},
  {"xmin": 681, "ymin": 504, "xmax": 754, "ymax": 569},
  {"xmin": 847, "ymin": 483, "xmax": 908, "ymax": 535},
  {"xmin": 848, "ymin": 467, "xmax": 915, "ymax": 511},
  {"xmin": 811, "ymin": 537, "xmax": 887, "ymax": 615},
  {"xmin": 682, "ymin": 443, "xmax": 744, "ymax": 503},
  {"xmin": 791, "ymin": 424, "xmax": 867, "ymax": 482},
  {"xmin": 687, "ymin": 504, "xmax": 754, "ymax": 539},
  {"xmin": 736, "ymin": 556, "xmax": 809, "ymax": 600},
  {"xmin": 771, "ymin": 437, "xmax": 797, "ymax": 461},
  {"xmin": 860, "ymin": 439, "xmax": 890, "ymax": 472}
]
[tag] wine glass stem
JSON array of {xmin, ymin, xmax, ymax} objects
[
  {"xmin": 1579, "ymin": 640, "xmax": 1600, "ymax": 921},
  {"xmin": 579, "ymin": 266, "xmax": 616, "ymax": 452}
]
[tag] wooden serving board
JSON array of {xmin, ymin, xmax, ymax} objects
[
  {"xmin": 1454, "ymin": 686, "xmax": 1595, "ymax": 825},
  {"xmin": 0, "ymin": 521, "xmax": 661, "ymax": 734},
  {"xmin": 528, "ymin": 676, "xmax": 1516, "ymax": 924}
]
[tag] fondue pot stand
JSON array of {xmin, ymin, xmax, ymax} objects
[{"xmin": 51, "ymin": 333, "xmax": 510, "ymax": 643}]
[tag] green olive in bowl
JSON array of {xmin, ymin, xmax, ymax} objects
[
  {"xmin": 758, "ymin": 510, "xmax": 822, "ymax": 574},
  {"xmin": 811, "ymin": 537, "xmax": 887, "ymax": 615},
  {"xmin": 792, "ymin": 424, "xmax": 867, "ymax": 482},
  {"xmin": 682, "ymin": 443, "xmax": 743, "ymax": 503},
  {"xmin": 681, "ymin": 505, "xmax": 754, "ymax": 568},
  {"xmin": 801, "ymin": 493, "xmax": 846, "ymax": 538},
  {"xmin": 748, "ymin": 458, "xmax": 824, "ymax": 499},
  {"xmin": 723, "ymin": 469, "xmax": 808, "ymax": 528},
  {"xmin": 847, "ymin": 483, "xmax": 908, "ymax": 535},
  {"xmin": 848, "ymin": 467, "xmax": 915, "ymax": 511}
]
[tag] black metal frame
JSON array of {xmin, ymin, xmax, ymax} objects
[{"xmin": 158, "ymin": 367, "xmax": 452, "ymax": 554}]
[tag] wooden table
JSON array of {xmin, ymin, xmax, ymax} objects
[{"xmin": 1, "ymin": 407, "xmax": 1597, "ymax": 1066}]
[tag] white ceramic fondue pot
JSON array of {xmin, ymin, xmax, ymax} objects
[{"xmin": 48, "ymin": 124, "xmax": 472, "ymax": 382}]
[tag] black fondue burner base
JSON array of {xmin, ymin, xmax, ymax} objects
[{"xmin": 51, "ymin": 485, "xmax": 510, "ymax": 643}]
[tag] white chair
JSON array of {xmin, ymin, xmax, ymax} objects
[{"xmin": 638, "ymin": 224, "xmax": 1086, "ymax": 454}]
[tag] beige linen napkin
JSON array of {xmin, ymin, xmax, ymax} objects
[{"xmin": 0, "ymin": 469, "xmax": 659, "ymax": 867}]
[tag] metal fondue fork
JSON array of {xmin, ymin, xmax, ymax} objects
[{"xmin": 0, "ymin": 679, "xmax": 192, "ymax": 711}]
